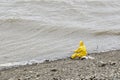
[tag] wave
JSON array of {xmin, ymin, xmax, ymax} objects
[
  {"xmin": 0, "ymin": 0, "xmax": 120, "ymax": 68},
  {"xmin": 93, "ymin": 30, "xmax": 120, "ymax": 36}
]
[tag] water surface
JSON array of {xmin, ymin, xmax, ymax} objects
[{"xmin": 0, "ymin": 0, "xmax": 120, "ymax": 68}]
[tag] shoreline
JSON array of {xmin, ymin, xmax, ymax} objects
[{"xmin": 0, "ymin": 50, "xmax": 120, "ymax": 80}]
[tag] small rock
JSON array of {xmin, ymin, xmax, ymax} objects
[
  {"xmin": 23, "ymin": 69, "xmax": 27, "ymax": 71},
  {"xmin": 98, "ymin": 61, "xmax": 107, "ymax": 67},
  {"xmin": 18, "ymin": 78, "xmax": 21, "ymax": 80},
  {"xmin": 109, "ymin": 62, "xmax": 116, "ymax": 66},
  {"xmin": 25, "ymin": 76, "xmax": 31, "ymax": 80},
  {"xmin": 36, "ymin": 77, "xmax": 39, "ymax": 80},
  {"xmin": 100, "ymin": 63, "xmax": 106, "ymax": 67},
  {"xmin": 51, "ymin": 69, "xmax": 57, "ymax": 72},
  {"xmin": 32, "ymin": 63, "xmax": 38, "ymax": 66},
  {"xmin": 29, "ymin": 71, "xmax": 33, "ymax": 73},
  {"xmin": 89, "ymin": 76, "xmax": 96, "ymax": 80},
  {"xmin": 53, "ymin": 77, "xmax": 58, "ymax": 80},
  {"xmin": 36, "ymin": 74, "xmax": 40, "ymax": 77},
  {"xmin": 44, "ymin": 60, "xmax": 50, "ymax": 63}
]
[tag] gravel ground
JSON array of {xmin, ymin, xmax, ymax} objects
[{"xmin": 0, "ymin": 50, "xmax": 120, "ymax": 80}]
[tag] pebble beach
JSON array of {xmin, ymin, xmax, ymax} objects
[{"xmin": 0, "ymin": 50, "xmax": 120, "ymax": 80}]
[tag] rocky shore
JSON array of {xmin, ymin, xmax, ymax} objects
[{"xmin": 0, "ymin": 50, "xmax": 120, "ymax": 80}]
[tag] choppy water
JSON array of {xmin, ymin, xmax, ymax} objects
[{"xmin": 0, "ymin": 0, "xmax": 120, "ymax": 68}]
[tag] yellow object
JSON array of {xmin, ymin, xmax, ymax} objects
[{"xmin": 71, "ymin": 41, "xmax": 87, "ymax": 59}]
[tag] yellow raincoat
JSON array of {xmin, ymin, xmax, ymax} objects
[{"xmin": 71, "ymin": 41, "xmax": 87, "ymax": 59}]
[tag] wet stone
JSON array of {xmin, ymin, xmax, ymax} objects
[{"xmin": 44, "ymin": 60, "xmax": 50, "ymax": 63}]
